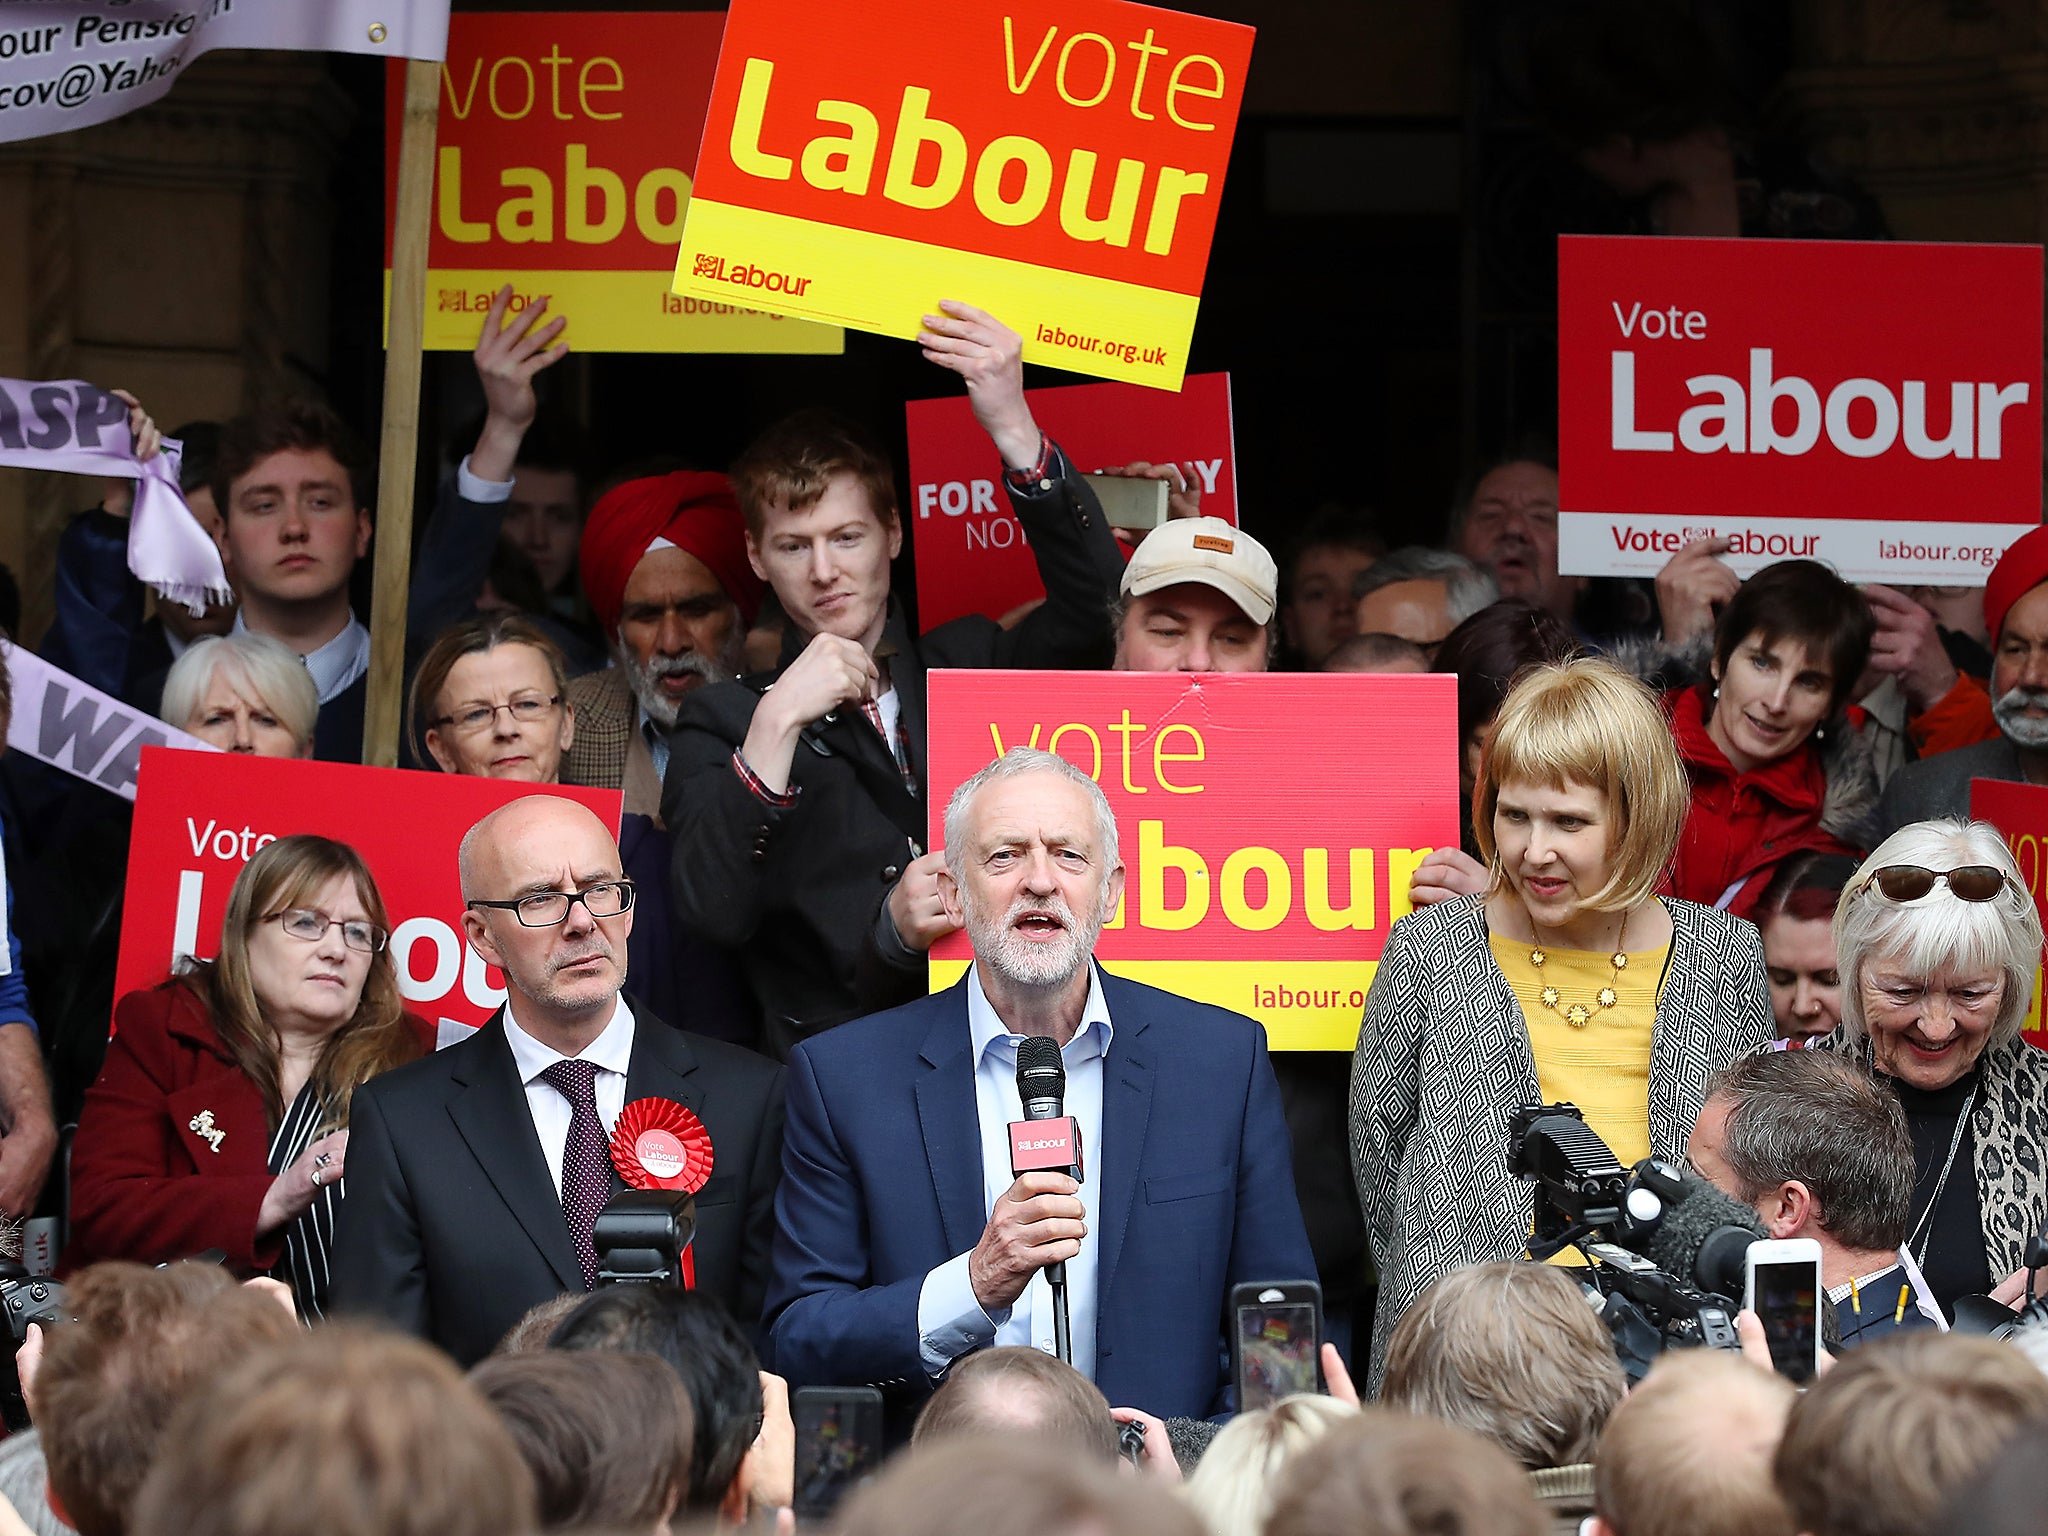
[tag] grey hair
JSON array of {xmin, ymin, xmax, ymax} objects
[
  {"xmin": 160, "ymin": 632, "xmax": 320, "ymax": 753},
  {"xmin": 1705, "ymin": 1050, "xmax": 1914, "ymax": 1252},
  {"xmin": 1350, "ymin": 546, "xmax": 1500, "ymax": 625},
  {"xmin": 942, "ymin": 747, "xmax": 1119, "ymax": 881},
  {"xmin": 1834, "ymin": 818, "xmax": 2043, "ymax": 1052}
]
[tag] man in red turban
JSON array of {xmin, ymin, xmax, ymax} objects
[
  {"xmin": 1875, "ymin": 523, "xmax": 2048, "ymax": 836},
  {"xmin": 563, "ymin": 468, "xmax": 766, "ymax": 820}
]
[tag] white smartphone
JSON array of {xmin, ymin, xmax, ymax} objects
[{"xmin": 1744, "ymin": 1237, "xmax": 1824, "ymax": 1383}]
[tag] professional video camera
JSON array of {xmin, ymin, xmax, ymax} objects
[
  {"xmin": 1509, "ymin": 1103, "xmax": 1767, "ymax": 1378},
  {"xmin": 0, "ymin": 1262, "xmax": 65, "ymax": 1431},
  {"xmin": 1951, "ymin": 1235, "xmax": 2048, "ymax": 1340}
]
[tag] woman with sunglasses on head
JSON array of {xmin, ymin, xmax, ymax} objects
[
  {"xmin": 1828, "ymin": 821, "xmax": 2048, "ymax": 1321},
  {"xmin": 67, "ymin": 836, "xmax": 431, "ymax": 1315}
]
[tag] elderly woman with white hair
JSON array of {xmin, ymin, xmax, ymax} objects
[
  {"xmin": 159, "ymin": 632, "xmax": 319, "ymax": 758},
  {"xmin": 1829, "ymin": 818, "xmax": 2048, "ymax": 1319}
]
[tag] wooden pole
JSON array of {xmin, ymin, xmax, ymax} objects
[{"xmin": 364, "ymin": 56, "xmax": 440, "ymax": 768}]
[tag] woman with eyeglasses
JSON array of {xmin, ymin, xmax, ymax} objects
[
  {"xmin": 410, "ymin": 613, "xmax": 576, "ymax": 782},
  {"xmin": 67, "ymin": 835, "xmax": 431, "ymax": 1314},
  {"xmin": 410, "ymin": 613, "xmax": 756, "ymax": 1047},
  {"xmin": 1828, "ymin": 820, "xmax": 2048, "ymax": 1320}
]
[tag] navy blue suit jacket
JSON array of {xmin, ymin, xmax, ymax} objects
[{"xmin": 764, "ymin": 968, "xmax": 1315, "ymax": 1419}]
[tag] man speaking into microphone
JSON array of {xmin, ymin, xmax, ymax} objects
[{"xmin": 764, "ymin": 748, "xmax": 1313, "ymax": 1421}]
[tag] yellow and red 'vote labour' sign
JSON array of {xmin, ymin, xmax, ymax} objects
[
  {"xmin": 384, "ymin": 12, "xmax": 841, "ymax": 355},
  {"xmin": 671, "ymin": 0, "xmax": 1254, "ymax": 390},
  {"xmin": 925, "ymin": 671, "xmax": 1459, "ymax": 1050}
]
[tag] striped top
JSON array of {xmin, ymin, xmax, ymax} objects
[{"xmin": 266, "ymin": 1084, "xmax": 338, "ymax": 1320}]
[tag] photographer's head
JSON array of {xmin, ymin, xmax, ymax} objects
[
  {"xmin": 1381, "ymin": 1261, "xmax": 1624, "ymax": 1472},
  {"xmin": 36, "ymin": 1262, "xmax": 297, "ymax": 1536},
  {"xmin": 1591, "ymin": 1350, "xmax": 1794, "ymax": 1536},
  {"xmin": 1689, "ymin": 1051, "xmax": 1913, "ymax": 1287},
  {"xmin": 547, "ymin": 1284, "xmax": 763, "ymax": 1521},
  {"xmin": 1265, "ymin": 1409, "xmax": 1547, "ymax": 1536},
  {"xmin": 1774, "ymin": 1332, "xmax": 2048, "ymax": 1536},
  {"xmin": 913, "ymin": 1346, "xmax": 1117, "ymax": 1463}
]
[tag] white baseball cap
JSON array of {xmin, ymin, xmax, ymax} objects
[{"xmin": 1119, "ymin": 516, "xmax": 1278, "ymax": 627}]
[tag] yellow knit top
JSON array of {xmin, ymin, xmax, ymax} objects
[{"xmin": 1489, "ymin": 933, "xmax": 1667, "ymax": 1175}]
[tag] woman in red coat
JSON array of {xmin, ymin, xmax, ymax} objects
[
  {"xmin": 1663, "ymin": 560, "xmax": 1878, "ymax": 921},
  {"xmin": 69, "ymin": 834, "xmax": 431, "ymax": 1315}
]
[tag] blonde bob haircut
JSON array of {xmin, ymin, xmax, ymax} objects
[
  {"xmin": 1834, "ymin": 819, "xmax": 2042, "ymax": 1053},
  {"xmin": 1474, "ymin": 658, "xmax": 1689, "ymax": 913}
]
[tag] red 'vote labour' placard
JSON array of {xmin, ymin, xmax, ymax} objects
[
  {"xmin": 1969, "ymin": 776, "xmax": 2048, "ymax": 1052},
  {"xmin": 906, "ymin": 372, "xmax": 1236, "ymax": 629},
  {"xmin": 114, "ymin": 749, "xmax": 623, "ymax": 1037},
  {"xmin": 925, "ymin": 670, "xmax": 1459, "ymax": 1049},
  {"xmin": 670, "ymin": 0, "xmax": 1255, "ymax": 388},
  {"xmin": 1558, "ymin": 235, "xmax": 2043, "ymax": 585}
]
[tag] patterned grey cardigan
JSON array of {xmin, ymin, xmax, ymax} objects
[{"xmin": 1348, "ymin": 892, "xmax": 1773, "ymax": 1389}]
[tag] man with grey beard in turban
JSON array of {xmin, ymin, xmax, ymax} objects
[{"xmin": 1875, "ymin": 524, "xmax": 2048, "ymax": 837}]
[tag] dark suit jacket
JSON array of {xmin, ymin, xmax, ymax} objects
[
  {"xmin": 67, "ymin": 981, "xmax": 434, "ymax": 1275},
  {"xmin": 662, "ymin": 450, "xmax": 1124, "ymax": 1057},
  {"xmin": 329, "ymin": 999, "xmax": 785, "ymax": 1365},
  {"xmin": 764, "ymin": 970, "xmax": 1316, "ymax": 1422},
  {"xmin": 1872, "ymin": 734, "xmax": 2022, "ymax": 842}
]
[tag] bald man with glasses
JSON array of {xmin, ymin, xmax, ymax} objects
[{"xmin": 331, "ymin": 794, "xmax": 784, "ymax": 1364}]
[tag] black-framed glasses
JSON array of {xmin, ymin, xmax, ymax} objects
[
  {"xmin": 433, "ymin": 695, "xmax": 562, "ymax": 736},
  {"xmin": 1856, "ymin": 864, "xmax": 2011, "ymax": 904},
  {"xmin": 265, "ymin": 908, "xmax": 388, "ymax": 953},
  {"xmin": 467, "ymin": 880, "xmax": 635, "ymax": 928}
]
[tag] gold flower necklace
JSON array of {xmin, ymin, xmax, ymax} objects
[{"xmin": 1526, "ymin": 906, "xmax": 1628, "ymax": 1029}]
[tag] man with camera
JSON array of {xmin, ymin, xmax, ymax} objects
[
  {"xmin": 331, "ymin": 795, "xmax": 785, "ymax": 1364},
  {"xmin": 1688, "ymin": 1049, "xmax": 1943, "ymax": 1344}
]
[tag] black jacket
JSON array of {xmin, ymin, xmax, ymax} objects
[
  {"xmin": 661, "ymin": 449, "xmax": 1123, "ymax": 1058},
  {"xmin": 328, "ymin": 1001, "xmax": 784, "ymax": 1364}
]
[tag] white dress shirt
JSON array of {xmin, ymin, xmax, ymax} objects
[
  {"xmin": 501, "ymin": 996, "xmax": 636, "ymax": 1197},
  {"xmin": 231, "ymin": 609, "xmax": 370, "ymax": 705},
  {"xmin": 915, "ymin": 964, "xmax": 1113, "ymax": 1379}
]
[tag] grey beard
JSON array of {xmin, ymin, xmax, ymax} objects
[
  {"xmin": 1994, "ymin": 686, "xmax": 2048, "ymax": 749},
  {"xmin": 623, "ymin": 650, "xmax": 724, "ymax": 730}
]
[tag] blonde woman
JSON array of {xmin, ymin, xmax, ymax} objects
[
  {"xmin": 69, "ymin": 836, "xmax": 431, "ymax": 1315},
  {"xmin": 1351, "ymin": 658, "xmax": 1773, "ymax": 1385},
  {"xmin": 160, "ymin": 631, "xmax": 320, "ymax": 758},
  {"xmin": 1178, "ymin": 1395, "xmax": 1358, "ymax": 1536}
]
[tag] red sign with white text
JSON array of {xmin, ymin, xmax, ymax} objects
[
  {"xmin": 114, "ymin": 750, "xmax": 623, "ymax": 1036},
  {"xmin": 907, "ymin": 372, "xmax": 1236, "ymax": 629},
  {"xmin": 925, "ymin": 670, "xmax": 1458, "ymax": 1049},
  {"xmin": 1969, "ymin": 776, "xmax": 2048, "ymax": 1051},
  {"xmin": 1559, "ymin": 235, "xmax": 2043, "ymax": 585}
]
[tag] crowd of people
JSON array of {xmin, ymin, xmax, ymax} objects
[{"xmin": 0, "ymin": 247, "xmax": 2039, "ymax": 1534}]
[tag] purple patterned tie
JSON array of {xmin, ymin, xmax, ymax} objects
[{"xmin": 541, "ymin": 1058, "xmax": 609, "ymax": 1288}]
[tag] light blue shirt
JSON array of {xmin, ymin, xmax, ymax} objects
[
  {"xmin": 915, "ymin": 964, "xmax": 1113, "ymax": 1379},
  {"xmin": 231, "ymin": 609, "xmax": 368, "ymax": 706}
]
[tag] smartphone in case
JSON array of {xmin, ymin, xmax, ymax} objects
[
  {"xmin": 792, "ymin": 1385, "xmax": 884, "ymax": 1524},
  {"xmin": 1744, "ymin": 1237, "xmax": 1824, "ymax": 1384},
  {"xmin": 1230, "ymin": 1279, "xmax": 1323, "ymax": 1413}
]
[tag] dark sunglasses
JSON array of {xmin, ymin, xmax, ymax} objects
[{"xmin": 1855, "ymin": 864, "xmax": 2011, "ymax": 904}]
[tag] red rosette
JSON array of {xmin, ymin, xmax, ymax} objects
[{"xmin": 610, "ymin": 1097, "xmax": 714, "ymax": 1194}]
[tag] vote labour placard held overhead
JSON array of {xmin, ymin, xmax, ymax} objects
[
  {"xmin": 114, "ymin": 749, "xmax": 622, "ymax": 1036},
  {"xmin": 385, "ymin": 11, "xmax": 840, "ymax": 355},
  {"xmin": 671, "ymin": 0, "xmax": 1254, "ymax": 390},
  {"xmin": 925, "ymin": 670, "xmax": 1459, "ymax": 1050},
  {"xmin": 1557, "ymin": 235, "xmax": 2044, "ymax": 586}
]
